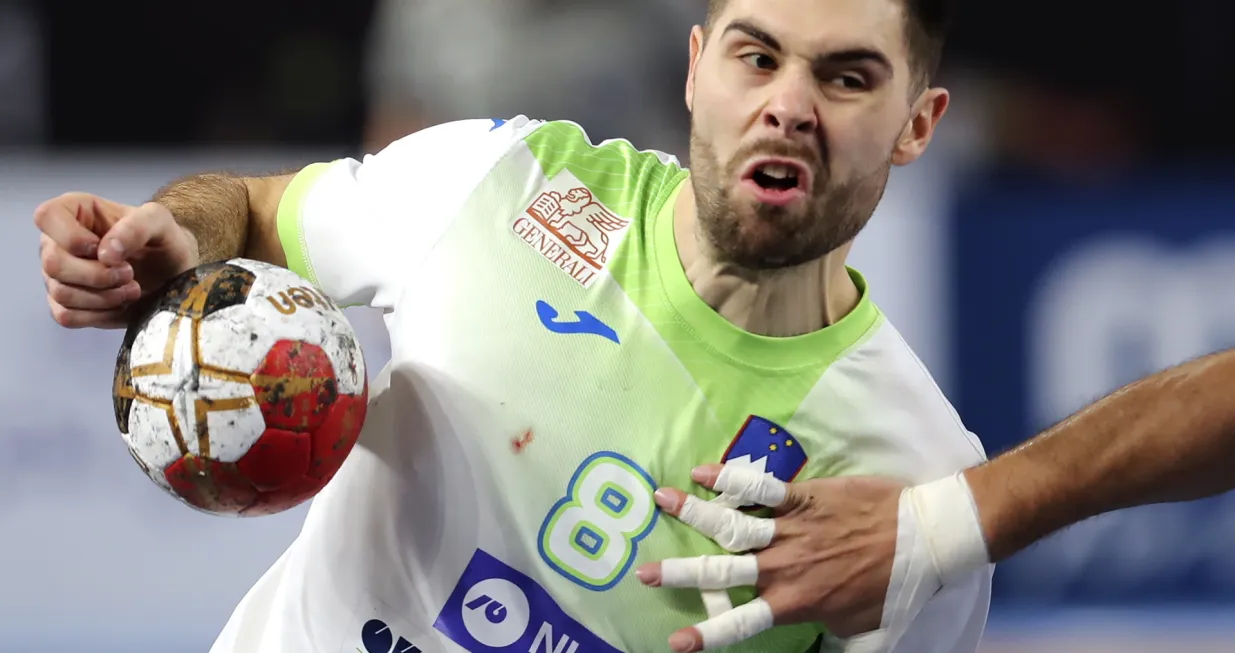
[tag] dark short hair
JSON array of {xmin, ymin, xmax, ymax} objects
[{"xmin": 704, "ymin": 0, "xmax": 953, "ymax": 88}]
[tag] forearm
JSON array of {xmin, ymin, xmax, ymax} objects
[
  {"xmin": 152, "ymin": 173, "xmax": 291, "ymax": 266},
  {"xmin": 152, "ymin": 173, "xmax": 249, "ymax": 264},
  {"xmin": 966, "ymin": 348, "xmax": 1235, "ymax": 561}
]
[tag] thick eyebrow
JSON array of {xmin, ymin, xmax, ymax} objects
[
  {"xmin": 721, "ymin": 19, "xmax": 895, "ymax": 77},
  {"xmin": 721, "ymin": 20, "xmax": 783, "ymax": 53},
  {"xmin": 815, "ymin": 48, "xmax": 894, "ymax": 77}
]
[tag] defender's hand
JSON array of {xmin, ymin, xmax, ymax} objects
[
  {"xmin": 35, "ymin": 193, "xmax": 199, "ymax": 328},
  {"xmin": 635, "ymin": 464, "xmax": 909, "ymax": 652}
]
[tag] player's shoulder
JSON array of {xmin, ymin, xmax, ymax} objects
[
  {"xmin": 380, "ymin": 116, "xmax": 688, "ymax": 226},
  {"xmin": 832, "ymin": 306, "xmax": 988, "ymax": 472},
  {"xmin": 516, "ymin": 119, "xmax": 683, "ymax": 178},
  {"xmin": 366, "ymin": 116, "xmax": 545, "ymax": 175},
  {"xmin": 371, "ymin": 116, "xmax": 684, "ymax": 200},
  {"xmin": 375, "ymin": 115, "xmax": 682, "ymax": 166},
  {"xmin": 516, "ymin": 119, "xmax": 687, "ymax": 227}
]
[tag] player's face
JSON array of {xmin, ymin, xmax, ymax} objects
[{"xmin": 685, "ymin": 0, "xmax": 948, "ymax": 269}]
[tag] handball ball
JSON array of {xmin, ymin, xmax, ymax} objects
[{"xmin": 112, "ymin": 258, "xmax": 368, "ymax": 516}]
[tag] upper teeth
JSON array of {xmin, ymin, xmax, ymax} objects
[{"xmin": 759, "ymin": 164, "xmax": 797, "ymax": 179}]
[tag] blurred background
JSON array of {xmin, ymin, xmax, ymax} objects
[{"xmin": 3, "ymin": 0, "xmax": 1235, "ymax": 650}]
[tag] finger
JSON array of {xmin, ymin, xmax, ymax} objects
[
  {"xmin": 714, "ymin": 463, "xmax": 790, "ymax": 508},
  {"xmin": 667, "ymin": 597, "xmax": 776, "ymax": 652},
  {"xmin": 46, "ymin": 277, "xmax": 141, "ymax": 311},
  {"xmin": 700, "ymin": 588, "xmax": 735, "ymax": 619},
  {"xmin": 47, "ymin": 296, "xmax": 130, "ymax": 330},
  {"xmin": 98, "ymin": 202, "xmax": 174, "ymax": 266},
  {"xmin": 657, "ymin": 492, "xmax": 775, "ymax": 552},
  {"xmin": 33, "ymin": 201, "xmax": 101, "ymax": 258},
  {"xmin": 41, "ymin": 241, "xmax": 135, "ymax": 289},
  {"xmin": 635, "ymin": 556, "xmax": 739, "ymax": 617},
  {"xmin": 641, "ymin": 554, "xmax": 760, "ymax": 590},
  {"xmin": 694, "ymin": 463, "xmax": 811, "ymax": 515}
]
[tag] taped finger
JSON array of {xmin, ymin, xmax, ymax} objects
[
  {"xmin": 713, "ymin": 463, "xmax": 788, "ymax": 508},
  {"xmin": 659, "ymin": 554, "xmax": 759, "ymax": 590},
  {"xmin": 701, "ymin": 488, "xmax": 740, "ymax": 615},
  {"xmin": 678, "ymin": 495, "xmax": 776, "ymax": 551},
  {"xmin": 700, "ymin": 588, "xmax": 734, "ymax": 619},
  {"xmin": 695, "ymin": 597, "xmax": 775, "ymax": 650}
]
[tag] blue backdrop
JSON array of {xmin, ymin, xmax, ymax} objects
[{"xmin": 952, "ymin": 168, "xmax": 1235, "ymax": 605}]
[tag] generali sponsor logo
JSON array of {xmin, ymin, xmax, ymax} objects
[{"xmin": 512, "ymin": 172, "xmax": 632, "ymax": 288}]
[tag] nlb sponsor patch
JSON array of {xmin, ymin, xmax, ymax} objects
[{"xmin": 434, "ymin": 549, "xmax": 621, "ymax": 653}]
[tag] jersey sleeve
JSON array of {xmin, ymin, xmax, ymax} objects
[{"xmin": 275, "ymin": 116, "xmax": 541, "ymax": 309}]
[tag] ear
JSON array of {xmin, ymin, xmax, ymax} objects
[
  {"xmin": 686, "ymin": 25, "xmax": 706, "ymax": 113},
  {"xmin": 891, "ymin": 87, "xmax": 950, "ymax": 166}
]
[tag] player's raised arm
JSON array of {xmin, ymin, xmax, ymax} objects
[
  {"xmin": 37, "ymin": 116, "xmax": 533, "ymax": 329},
  {"xmin": 151, "ymin": 172, "xmax": 296, "ymax": 268},
  {"xmin": 967, "ymin": 346, "xmax": 1235, "ymax": 561},
  {"xmin": 34, "ymin": 171, "xmax": 295, "ymax": 329}
]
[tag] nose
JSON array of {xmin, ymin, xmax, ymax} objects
[{"xmin": 760, "ymin": 78, "xmax": 818, "ymax": 138}]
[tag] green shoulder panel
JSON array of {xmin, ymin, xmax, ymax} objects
[{"xmin": 523, "ymin": 121, "xmax": 687, "ymax": 224}]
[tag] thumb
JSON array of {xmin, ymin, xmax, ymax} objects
[{"xmin": 97, "ymin": 202, "xmax": 176, "ymax": 267}]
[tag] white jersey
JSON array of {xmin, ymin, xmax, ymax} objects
[{"xmin": 209, "ymin": 116, "xmax": 992, "ymax": 653}]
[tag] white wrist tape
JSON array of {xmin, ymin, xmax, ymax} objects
[
  {"xmin": 852, "ymin": 474, "xmax": 990, "ymax": 652},
  {"xmin": 906, "ymin": 473, "xmax": 990, "ymax": 585}
]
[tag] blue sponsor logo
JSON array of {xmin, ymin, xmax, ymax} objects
[
  {"xmin": 359, "ymin": 618, "xmax": 422, "ymax": 653},
  {"xmin": 536, "ymin": 300, "xmax": 620, "ymax": 344},
  {"xmin": 434, "ymin": 549, "xmax": 621, "ymax": 653},
  {"xmin": 490, "ymin": 118, "xmax": 507, "ymax": 131}
]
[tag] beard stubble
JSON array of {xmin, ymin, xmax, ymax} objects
[{"xmin": 689, "ymin": 130, "xmax": 892, "ymax": 271}]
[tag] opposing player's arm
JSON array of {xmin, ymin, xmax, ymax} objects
[
  {"xmin": 638, "ymin": 351, "xmax": 1235, "ymax": 649},
  {"xmin": 152, "ymin": 172, "xmax": 296, "ymax": 266},
  {"xmin": 965, "ymin": 347, "xmax": 1235, "ymax": 561}
]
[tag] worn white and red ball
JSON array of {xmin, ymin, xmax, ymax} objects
[{"xmin": 112, "ymin": 258, "xmax": 368, "ymax": 516}]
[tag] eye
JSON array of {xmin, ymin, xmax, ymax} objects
[
  {"xmin": 739, "ymin": 52, "xmax": 777, "ymax": 71},
  {"xmin": 830, "ymin": 74, "xmax": 868, "ymax": 90}
]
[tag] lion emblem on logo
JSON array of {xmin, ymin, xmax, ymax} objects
[{"xmin": 527, "ymin": 187, "xmax": 631, "ymax": 266}]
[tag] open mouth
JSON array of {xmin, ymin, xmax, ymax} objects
[
  {"xmin": 741, "ymin": 158, "xmax": 811, "ymax": 204},
  {"xmin": 751, "ymin": 162, "xmax": 804, "ymax": 191}
]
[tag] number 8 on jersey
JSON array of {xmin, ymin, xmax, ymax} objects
[{"xmin": 538, "ymin": 452, "xmax": 659, "ymax": 590}]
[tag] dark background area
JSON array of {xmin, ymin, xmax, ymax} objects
[
  {"xmin": 39, "ymin": 0, "xmax": 377, "ymax": 146},
  {"xmin": 20, "ymin": 0, "xmax": 1235, "ymax": 163}
]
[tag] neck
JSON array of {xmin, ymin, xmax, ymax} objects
[{"xmin": 674, "ymin": 179, "xmax": 861, "ymax": 338}]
